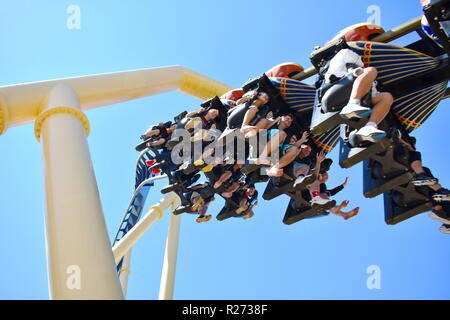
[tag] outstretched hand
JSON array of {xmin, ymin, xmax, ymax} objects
[
  {"xmin": 299, "ymin": 131, "xmax": 309, "ymax": 144},
  {"xmin": 342, "ymin": 176, "xmax": 349, "ymax": 187},
  {"xmin": 316, "ymin": 150, "xmax": 326, "ymax": 164}
]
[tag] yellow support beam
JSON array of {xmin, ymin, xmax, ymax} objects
[
  {"xmin": 293, "ymin": 16, "xmax": 423, "ymax": 82},
  {"xmin": 0, "ymin": 66, "xmax": 233, "ymax": 135}
]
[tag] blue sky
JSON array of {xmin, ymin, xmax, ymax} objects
[{"xmin": 0, "ymin": 0, "xmax": 449, "ymax": 300}]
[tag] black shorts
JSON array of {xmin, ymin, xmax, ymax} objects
[{"xmin": 408, "ymin": 151, "xmax": 422, "ymax": 165}]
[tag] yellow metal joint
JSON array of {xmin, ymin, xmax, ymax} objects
[
  {"xmin": 151, "ymin": 204, "xmax": 164, "ymax": 220},
  {"xmin": 119, "ymin": 268, "xmax": 131, "ymax": 275},
  {"xmin": 0, "ymin": 95, "xmax": 9, "ymax": 135},
  {"xmin": 34, "ymin": 106, "xmax": 90, "ymax": 141},
  {"xmin": 179, "ymin": 68, "xmax": 233, "ymax": 100}
]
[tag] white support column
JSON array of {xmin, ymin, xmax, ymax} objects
[
  {"xmin": 37, "ymin": 84, "xmax": 123, "ymax": 300},
  {"xmin": 158, "ymin": 195, "xmax": 182, "ymax": 300},
  {"xmin": 119, "ymin": 249, "xmax": 133, "ymax": 298},
  {"xmin": 112, "ymin": 192, "xmax": 177, "ymax": 264}
]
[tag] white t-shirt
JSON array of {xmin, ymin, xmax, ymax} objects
[{"xmin": 325, "ymin": 48, "xmax": 364, "ymax": 83}]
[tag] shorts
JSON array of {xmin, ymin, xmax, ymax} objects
[
  {"xmin": 265, "ymin": 129, "xmax": 285, "ymax": 150},
  {"xmin": 267, "ymin": 129, "xmax": 279, "ymax": 141},
  {"xmin": 293, "ymin": 161, "xmax": 309, "ymax": 174},
  {"xmin": 408, "ymin": 151, "xmax": 422, "ymax": 165},
  {"xmin": 281, "ymin": 143, "xmax": 296, "ymax": 155}
]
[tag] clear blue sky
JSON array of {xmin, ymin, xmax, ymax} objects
[{"xmin": 0, "ymin": 0, "xmax": 449, "ymax": 300}]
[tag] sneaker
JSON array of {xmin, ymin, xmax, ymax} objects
[
  {"xmin": 412, "ymin": 173, "xmax": 438, "ymax": 186},
  {"xmin": 294, "ymin": 174, "xmax": 315, "ymax": 190},
  {"xmin": 194, "ymin": 159, "xmax": 205, "ymax": 167},
  {"xmin": 355, "ymin": 125, "xmax": 386, "ymax": 143},
  {"xmin": 266, "ymin": 166, "xmax": 283, "ymax": 177},
  {"xmin": 339, "ymin": 103, "xmax": 372, "ymax": 120},
  {"xmin": 191, "ymin": 130, "xmax": 208, "ymax": 142},
  {"xmin": 432, "ymin": 188, "xmax": 450, "ymax": 202},
  {"xmin": 173, "ymin": 205, "xmax": 191, "ymax": 215},
  {"xmin": 196, "ymin": 214, "xmax": 212, "ymax": 223},
  {"xmin": 293, "ymin": 175, "xmax": 305, "ymax": 188},
  {"xmin": 439, "ymin": 224, "xmax": 450, "ymax": 234},
  {"xmin": 201, "ymin": 164, "xmax": 214, "ymax": 172},
  {"xmin": 310, "ymin": 196, "xmax": 335, "ymax": 209},
  {"xmin": 428, "ymin": 211, "xmax": 450, "ymax": 224},
  {"xmin": 179, "ymin": 161, "xmax": 191, "ymax": 170}
]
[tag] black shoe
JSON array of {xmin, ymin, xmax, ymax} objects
[
  {"xmin": 439, "ymin": 224, "xmax": 450, "ymax": 235},
  {"xmin": 412, "ymin": 173, "xmax": 438, "ymax": 186},
  {"xmin": 173, "ymin": 205, "xmax": 191, "ymax": 215},
  {"xmin": 432, "ymin": 188, "xmax": 450, "ymax": 202}
]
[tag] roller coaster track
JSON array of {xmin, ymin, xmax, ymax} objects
[{"xmin": 113, "ymin": 148, "xmax": 167, "ymax": 272}]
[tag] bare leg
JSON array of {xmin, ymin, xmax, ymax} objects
[
  {"xmin": 342, "ymin": 207, "xmax": 360, "ymax": 220},
  {"xmin": 330, "ymin": 201, "xmax": 359, "ymax": 219},
  {"xmin": 431, "ymin": 183, "xmax": 443, "ymax": 191},
  {"xmin": 330, "ymin": 200, "xmax": 349, "ymax": 215},
  {"xmin": 222, "ymin": 182, "xmax": 240, "ymax": 198},
  {"xmin": 142, "ymin": 129, "xmax": 160, "ymax": 139},
  {"xmin": 256, "ymin": 118, "xmax": 272, "ymax": 129},
  {"xmin": 410, "ymin": 160, "xmax": 426, "ymax": 175},
  {"xmin": 214, "ymin": 171, "xmax": 232, "ymax": 189},
  {"xmin": 278, "ymin": 147, "xmax": 300, "ymax": 169},
  {"xmin": 241, "ymin": 106, "xmax": 259, "ymax": 132},
  {"xmin": 260, "ymin": 130, "xmax": 286, "ymax": 158},
  {"xmin": 267, "ymin": 146, "xmax": 299, "ymax": 177},
  {"xmin": 369, "ymin": 92, "xmax": 393, "ymax": 125},
  {"xmin": 350, "ymin": 67, "xmax": 378, "ymax": 100}
]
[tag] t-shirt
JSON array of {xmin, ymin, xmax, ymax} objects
[{"xmin": 325, "ymin": 48, "xmax": 364, "ymax": 83}]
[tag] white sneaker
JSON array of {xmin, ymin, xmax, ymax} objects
[
  {"xmin": 310, "ymin": 196, "xmax": 333, "ymax": 207},
  {"xmin": 293, "ymin": 175, "xmax": 305, "ymax": 188},
  {"xmin": 439, "ymin": 224, "xmax": 450, "ymax": 235},
  {"xmin": 339, "ymin": 103, "xmax": 371, "ymax": 120},
  {"xmin": 355, "ymin": 125, "xmax": 386, "ymax": 143},
  {"xmin": 428, "ymin": 212, "xmax": 450, "ymax": 225}
]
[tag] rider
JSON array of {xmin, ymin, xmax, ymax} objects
[
  {"xmin": 291, "ymin": 141, "xmax": 315, "ymax": 189},
  {"xmin": 185, "ymin": 182, "xmax": 216, "ymax": 223},
  {"xmin": 268, "ymin": 131, "xmax": 310, "ymax": 178},
  {"xmin": 140, "ymin": 121, "xmax": 176, "ymax": 147},
  {"xmin": 399, "ymin": 136, "xmax": 450, "ymax": 202},
  {"xmin": 318, "ymin": 173, "xmax": 359, "ymax": 220},
  {"xmin": 325, "ymin": 48, "xmax": 394, "ymax": 143}
]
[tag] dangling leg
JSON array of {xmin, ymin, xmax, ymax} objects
[
  {"xmin": 214, "ymin": 170, "xmax": 232, "ymax": 189},
  {"xmin": 267, "ymin": 146, "xmax": 299, "ymax": 177},
  {"xmin": 355, "ymin": 91, "xmax": 393, "ymax": 143},
  {"xmin": 340, "ymin": 67, "xmax": 378, "ymax": 119},
  {"xmin": 259, "ymin": 130, "xmax": 286, "ymax": 164}
]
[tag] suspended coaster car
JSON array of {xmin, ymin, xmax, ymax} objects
[
  {"xmin": 304, "ymin": 0, "xmax": 450, "ymax": 224},
  {"xmin": 123, "ymin": 0, "xmax": 450, "ymax": 228}
]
